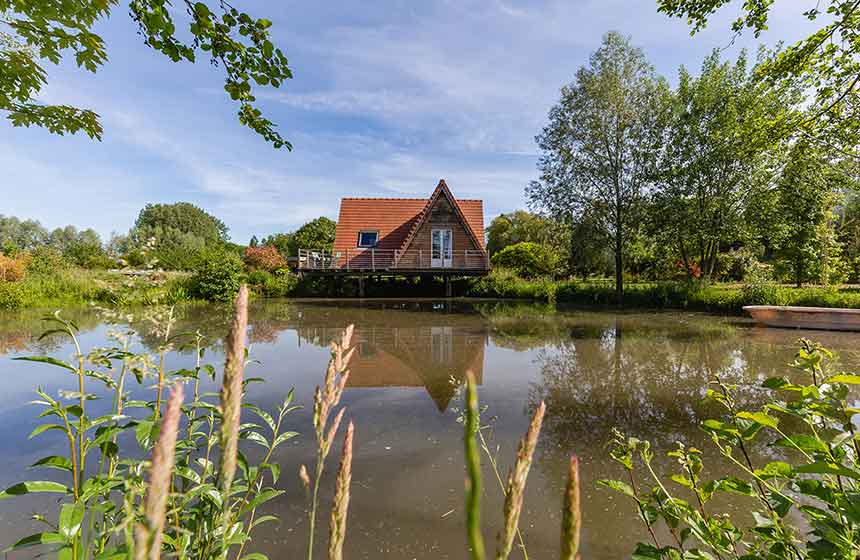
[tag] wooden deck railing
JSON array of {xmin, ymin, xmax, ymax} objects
[{"xmin": 298, "ymin": 248, "xmax": 489, "ymax": 272}]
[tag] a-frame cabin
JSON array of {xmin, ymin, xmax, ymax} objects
[{"xmin": 298, "ymin": 179, "xmax": 490, "ymax": 276}]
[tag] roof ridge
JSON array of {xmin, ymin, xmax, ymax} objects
[{"xmin": 340, "ymin": 197, "xmax": 483, "ymax": 202}]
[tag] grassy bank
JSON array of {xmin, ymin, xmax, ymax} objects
[
  {"xmin": 0, "ymin": 269, "xmax": 193, "ymax": 310},
  {"xmin": 7, "ymin": 266, "xmax": 860, "ymax": 313},
  {"xmin": 466, "ymin": 268, "xmax": 860, "ymax": 312}
]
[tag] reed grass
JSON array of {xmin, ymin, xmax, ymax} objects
[
  {"xmin": 496, "ymin": 402, "xmax": 545, "ymax": 560},
  {"xmin": 328, "ymin": 421, "xmax": 354, "ymax": 560},
  {"xmin": 307, "ymin": 324, "xmax": 354, "ymax": 560},
  {"xmin": 219, "ymin": 284, "xmax": 249, "ymax": 499},
  {"xmin": 560, "ymin": 455, "xmax": 582, "ymax": 560},
  {"xmin": 136, "ymin": 384, "xmax": 185, "ymax": 560}
]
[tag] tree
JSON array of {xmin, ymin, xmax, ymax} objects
[
  {"xmin": 653, "ymin": 50, "xmax": 800, "ymax": 279},
  {"xmin": 527, "ymin": 32, "xmax": 670, "ymax": 303},
  {"xmin": 261, "ymin": 232, "xmax": 293, "ymax": 257},
  {"xmin": 773, "ymin": 142, "xmax": 841, "ymax": 287},
  {"xmin": 487, "ymin": 211, "xmax": 557, "ymax": 254},
  {"xmin": 249, "ymin": 235, "xmax": 259, "ymax": 248},
  {"xmin": 1, "ymin": 1, "xmax": 293, "ymax": 148},
  {"xmin": 128, "ymin": 202, "xmax": 228, "ymax": 269},
  {"xmin": 290, "ymin": 217, "xmax": 336, "ymax": 255},
  {"xmin": 0, "ymin": 215, "xmax": 47, "ymax": 252},
  {"xmin": 657, "ymin": 0, "xmax": 860, "ymax": 145},
  {"xmin": 490, "ymin": 242, "xmax": 559, "ymax": 278}
]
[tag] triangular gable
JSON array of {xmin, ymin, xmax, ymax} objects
[{"xmin": 394, "ymin": 179, "xmax": 487, "ymax": 265}]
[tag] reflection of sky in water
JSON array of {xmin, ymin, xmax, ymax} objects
[{"xmin": 0, "ymin": 301, "xmax": 859, "ymax": 558}]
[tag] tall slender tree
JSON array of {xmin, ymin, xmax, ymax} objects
[
  {"xmin": 527, "ymin": 31, "xmax": 670, "ymax": 302},
  {"xmin": 653, "ymin": 49, "xmax": 800, "ymax": 279}
]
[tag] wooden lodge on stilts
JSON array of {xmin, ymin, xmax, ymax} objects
[{"xmin": 297, "ymin": 179, "xmax": 490, "ymax": 296}]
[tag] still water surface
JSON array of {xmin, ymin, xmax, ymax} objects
[{"xmin": 1, "ymin": 300, "xmax": 859, "ymax": 558}]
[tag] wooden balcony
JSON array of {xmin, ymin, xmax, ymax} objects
[{"xmin": 297, "ymin": 248, "xmax": 490, "ymax": 274}]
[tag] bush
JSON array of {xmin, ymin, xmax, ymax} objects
[
  {"xmin": 27, "ymin": 246, "xmax": 67, "ymax": 275},
  {"xmin": 0, "ymin": 281, "xmax": 25, "ymax": 309},
  {"xmin": 0, "ymin": 252, "xmax": 30, "ymax": 282},
  {"xmin": 244, "ymin": 246, "xmax": 287, "ymax": 272},
  {"xmin": 190, "ymin": 249, "xmax": 244, "ymax": 302},
  {"xmin": 604, "ymin": 341, "xmax": 860, "ymax": 558},
  {"xmin": 262, "ymin": 269, "xmax": 299, "ymax": 297},
  {"xmin": 490, "ymin": 242, "xmax": 558, "ymax": 278},
  {"xmin": 246, "ymin": 269, "xmax": 272, "ymax": 286}
]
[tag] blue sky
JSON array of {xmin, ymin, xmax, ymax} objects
[{"xmin": 1, "ymin": 0, "xmax": 811, "ymax": 244}]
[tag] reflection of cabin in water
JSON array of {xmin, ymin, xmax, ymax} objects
[
  {"xmin": 297, "ymin": 179, "xmax": 490, "ymax": 296},
  {"xmin": 297, "ymin": 323, "xmax": 486, "ymax": 412}
]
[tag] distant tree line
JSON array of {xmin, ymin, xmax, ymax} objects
[
  {"xmin": 492, "ymin": 31, "xmax": 859, "ymax": 301},
  {"xmin": 0, "ymin": 202, "xmax": 337, "ymax": 273}
]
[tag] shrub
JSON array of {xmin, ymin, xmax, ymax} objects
[
  {"xmin": 0, "ymin": 281, "xmax": 25, "ymax": 309},
  {"xmin": 741, "ymin": 264, "xmax": 785, "ymax": 306},
  {"xmin": 244, "ymin": 245, "xmax": 287, "ymax": 272},
  {"xmin": 248, "ymin": 268, "xmax": 298, "ymax": 297},
  {"xmin": 27, "ymin": 246, "xmax": 67, "ymax": 275},
  {"xmin": 190, "ymin": 249, "xmax": 244, "ymax": 302},
  {"xmin": 0, "ymin": 252, "xmax": 30, "ymax": 282},
  {"xmin": 246, "ymin": 269, "xmax": 272, "ymax": 286},
  {"xmin": 604, "ymin": 340, "xmax": 860, "ymax": 558},
  {"xmin": 490, "ymin": 242, "xmax": 558, "ymax": 278}
]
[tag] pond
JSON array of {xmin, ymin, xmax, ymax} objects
[{"xmin": 1, "ymin": 299, "xmax": 859, "ymax": 559}]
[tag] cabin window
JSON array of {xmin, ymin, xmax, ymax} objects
[{"xmin": 357, "ymin": 230, "xmax": 378, "ymax": 247}]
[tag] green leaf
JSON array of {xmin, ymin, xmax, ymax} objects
[
  {"xmin": 238, "ymin": 489, "xmax": 283, "ymax": 516},
  {"xmin": 14, "ymin": 356, "xmax": 77, "ymax": 373},
  {"xmin": 58, "ymin": 502, "xmax": 84, "ymax": 539},
  {"xmin": 29, "ymin": 423, "xmax": 65, "ymax": 439},
  {"xmin": 773, "ymin": 434, "xmax": 829, "ymax": 455},
  {"xmin": 597, "ymin": 479, "xmax": 636, "ymax": 498},
  {"xmin": 272, "ymin": 431, "xmax": 298, "ymax": 449},
  {"xmin": 796, "ymin": 461, "xmax": 860, "ymax": 479},
  {"xmin": 736, "ymin": 411, "xmax": 779, "ymax": 429},
  {"xmin": 827, "ymin": 374, "xmax": 860, "ymax": 385},
  {"xmin": 711, "ymin": 476, "xmax": 755, "ymax": 496},
  {"xmin": 4, "ymin": 531, "xmax": 65, "ymax": 551},
  {"xmin": 30, "ymin": 455, "xmax": 73, "ymax": 473},
  {"xmin": 0, "ymin": 481, "xmax": 71, "ymax": 499}
]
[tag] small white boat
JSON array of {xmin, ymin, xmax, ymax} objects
[{"xmin": 743, "ymin": 305, "xmax": 860, "ymax": 332}]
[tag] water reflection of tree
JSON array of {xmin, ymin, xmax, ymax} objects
[{"xmin": 527, "ymin": 318, "xmax": 775, "ymax": 452}]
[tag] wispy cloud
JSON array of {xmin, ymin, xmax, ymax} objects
[{"xmin": 0, "ymin": 0, "xmax": 812, "ymax": 242}]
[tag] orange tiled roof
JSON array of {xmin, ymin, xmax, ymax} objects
[{"xmin": 332, "ymin": 180, "xmax": 485, "ymax": 254}]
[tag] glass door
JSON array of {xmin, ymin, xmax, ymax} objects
[{"xmin": 431, "ymin": 229, "xmax": 452, "ymax": 267}]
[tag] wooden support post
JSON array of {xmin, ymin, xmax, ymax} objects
[
  {"xmin": 371, "ymin": 248, "xmax": 375, "ymax": 271},
  {"xmin": 445, "ymin": 275, "xmax": 452, "ymax": 297},
  {"xmin": 358, "ymin": 275, "xmax": 365, "ymax": 298}
]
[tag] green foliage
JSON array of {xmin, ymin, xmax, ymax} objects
[
  {"xmin": 261, "ymin": 217, "xmax": 336, "ymax": 258},
  {"xmin": 603, "ymin": 339, "xmax": 860, "ymax": 558},
  {"xmin": 1, "ymin": 0, "xmax": 293, "ymax": 147},
  {"xmin": 0, "ymin": 280, "xmax": 25, "ymax": 309},
  {"xmin": 0, "ymin": 214, "xmax": 48, "ymax": 250},
  {"xmin": 291, "ymin": 217, "xmax": 337, "ymax": 255},
  {"xmin": 773, "ymin": 142, "xmax": 845, "ymax": 287},
  {"xmin": 490, "ymin": 242, "xmax": 558, "ymax": 279},
  {"xmin": 654, "ymin": 49, "xmax": 800, "ymax": 280},
  {"xmin": 190, "ymin": 248, "xmax": 244, "ymax": 302},
  {"xmin": 1, "ymin": 309, "xmax": 298, "ymax": 558},
  {"xmin": 657, "ymin": 0, "xmax": 860, "ymax": 145},
  {"xmin": 261, "ymin": 232, "xmax": 293, "ymax": 257},
  {"xmin": 528, "ymin": 31, "xmax": 671, "ymax": 301},
  {"xmin": 128, "ymin": 202, "xmax": 229, "ymax": 270},
  {"xmin": 486, "ymin": 211, "xmax": 567, "ymax": 255}
]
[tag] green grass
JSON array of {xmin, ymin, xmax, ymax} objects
[
  {"xmin": 464, "ymin": 268, "xmax": 860, "ymax": 312},
  {"xmin": 0, "ymin": 269, "xmax": 194, "ymax": 310}
]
